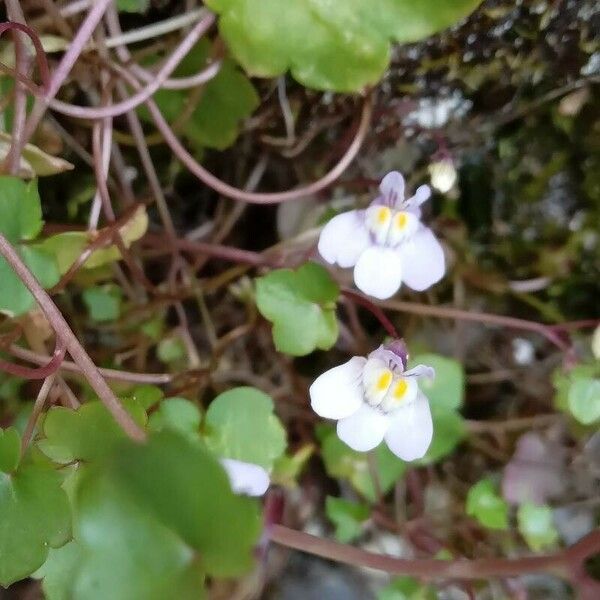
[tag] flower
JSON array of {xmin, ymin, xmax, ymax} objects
[
  {"xmin": 309, "ymin": 340, "xmax": 435, "ymax": 461},
  {"xmin": 318, "ymin": 171, "xmax": 445, "ymax": 299},
  {"xmin": 220, "ymin": 458, "xmax": 270, "ymax": 496}
]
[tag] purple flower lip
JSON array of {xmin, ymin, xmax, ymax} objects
[{"xmin": 368, "ymin": 339, "xmax": 409, "ymax": 372}]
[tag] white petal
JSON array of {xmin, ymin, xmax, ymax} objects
[
  {"xmin": 337, "ymin": 404, "xmax": 389, "ymax": 452},
  {"xmin": 380, "ymin": 171, "xmax": 405, "ymax": 205},
  {"xmin": 361, "ymin": 357, "xmax": 393, "ymax": 407},
  {"xmin": 221, "ymin": 458, "xmax": 270, "ymax": 496},
  {"xmin": 408, "ymin": 184, "xmax": 431, "ymax": 206},
  {"xmin": 380, "ymin": 376, "xmax": 419, "ymax": 413},
  {"xmin": 318, "ymin": 211, "xmax": 370, "ymax": 268},
  {"xmin": 387, "ymin": 210, "xmax": 420, "ymax": 246},
  {"xmin": 384, "ymin": 393, "xmax": 433, "ymax": 461},
  {"xmin": 365, "ymin": 205, "xmax": 392, "ymax": 245},
  {"xmin": 354, "ymin": 246, "xmax": 403, "ymax": 300},
  {"xmin": 403, "ymin": 364, "xmax": 435, "ymax": 380},
  {"xmin": 309, "ymin": 357, "xmax": 366, "ymax": 420},
  {"xmin": 397, "ymin": 227, "xmax": 445, "ymax": 292}
]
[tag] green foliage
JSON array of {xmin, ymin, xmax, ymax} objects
[
  {"xmin": 320, "ymin": 426, "xmax": 405, "ymax": 502},
  {"xmin": 38, "ymin": 399, "xmax": 147, "ymax": 463},
  {"xmin": 116, "ymin": 0, "xmax": 149, "ymax": 13},
  {"xmin": 74, "ymin": 468, "xmax": 205, "ymax": 600},
  {"xmin": 517, "ymin": 502, "xmax": 559, "ymax": 552},
  {"xmin": 104, "ymin": 431, "xmax": 262, "ymax": 577},
  {"xmin": 0, "ymin": 177, "xmax": 59, "ymax": 316},
  {"xmin": 141, "ymin": 40, "xmax": 259, "ymax": 150},
  {"xmin": 204, "ymin": 387, "xmax": 286, "ymax": 470},
  {"xmin": 34, "ymin": 542, "xmax": 80, "ymax": 600},
  {"xmin": 82, "ymin": 285, "xmax": 123, "ymax": 322},
  {"xmin": 378, "ymin": 576, "xmax": 436, "ymax": 600},
  {"xmin": 149, "ymin": 397, "xmax": 202, "ymax": 437},
  {"xmin": 466, "ymin": 479, "xmax": 509, "ymax": 530},
  {"xmin": 409, "ymin": 354, "xmax": 466, "ymax": 464},
  {"xmin": 0, "ymin": 459, "xmax": 71, "ymax": 586},
  {"xmin": 411, "ymin": 353, "xmax": 464, "ymax": 411},
  {"xmin": 325, "ymin": 496, "xmax": 370, "ymax": 543},
  {"xmin": 205, "ymin": 0, "xmax": 481, "ymax": 91},
  {"xmin": 0, "ymin": 426, "xmax": 21, "ymax": 473},
  {"xmin": 568, "ymin": 376, "xmax": 600, "ymax": 425},
  {"xmin": 255, "ymin": 262, "xmax": 339, "ymax": 356},
  {"xmin": 157, "ymin": 335, "xmax": 187, "ymax": 364},
  {"xmin": 271, "ymin": 444, "xmax": 314, "ymax": 487}
]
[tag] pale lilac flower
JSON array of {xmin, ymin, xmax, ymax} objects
[
  {"xmin": 318, "ymin": 171, "xmax": 445, "ymax": 299},
  {"xmin": 309, "ymin": 340, "xmax": 434, "ymax": 461},
  {"xmin": 221, "ymin": 458, "xmax": 270, "ymax": 496}
]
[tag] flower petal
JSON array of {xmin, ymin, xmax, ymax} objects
[
  {"xmin": 337, "ymin": 404, "xmax": 389, "ymax": 452},
  {"xmin": 408, "ymin": 184, "xmax": 431, "ymax": 206},
  {"xmin": 403, "ymin": 364, "xmax": 435, "ymax": 380},
  {"xmin": 309, "ymin": 357, "xmax": 366, "ymax": 420},
  {"xmin": 318, "ymin": 211, "xmax": 370, "ymax": 268},
  {"xmin": 354, "ymin": 246, "xmax": 403, "ymax": 300},
  {"xmin": 221, "ymin": 458, "xmax": 270, "ymax": 496},
  {"xmin": 380, "ymin": 171, "xmax": 405, "ymax": 206},
  {"xmin": 384, "ymin": 392, "xmax": 433, "ymax": 461},
  {"xmin": 397, "ymin": 227, "xmax": 445, "ymax": 292}
]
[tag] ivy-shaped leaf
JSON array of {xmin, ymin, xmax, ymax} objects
[
  {"xmin": 204, "ymin": 387, "xmax": 286, "ymax": 470},
  {"xmin": 33, "ymin": 542, "xmax": 81, "ymax": 600},
  {"xmin": 325, "ymin": 496, "xmax": 370, "ymax": 543},
  {"xmin": 205, "ymin": 0, "xmax": 482, "ymax": 91},
  {"xmin": 0, "ymin": 177, "xmax": 59, "ymax": 316},
  {"xmin": 255, "ymin": 261, "xmax": 339, "ymax": 356},
  {"xmin": 82, "ymin": 285, "xmax": 123, "ymax": 323},
  {"xmin": 568, "ymin": 377, "xmax": 600, "ymax": 425},
  {"xmin": 104, "ymin": 431, "xmax": 262, "ymax": 577},
  {"xmin": 74, "ymin": 469, "xmax": 205, "ymax": 600},
  {"xmin": 0, "ymin": 426, "xmax": 21, "ymax": 473},
  {"xmin": 140, "ymin": 40, "xmax": 259, "ymax": 150},
  {"xmin": 320, "ymin": 426, "xmax": 405, "ymax": 502},
  {"xmin": 149, "ymin": 397, "xmax": 202, "ymax": 437},
  {"xmin": 517, "ymin": 502, "xmax": 559, "ymax": 552},
  {"xmin": 466, "ymin": 479, "xmax": 509, "ymax": 530},
  {"xmin": 411, "ymin": 353, "xmax": 464, "ymax": 411},
  {"xmin": 38, "ymin": 399, "xmax": 147, "ymax": 464},
  {"xmin": 0, "ymin": 458, "xmax": 71, "ymax": 586}
]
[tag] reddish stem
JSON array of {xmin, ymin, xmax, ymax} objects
[
  {"xmin": 342, "ymin": 289, "xmax": 399, "ymax": 339},
  {"xmin": 0, "ymin": 340, "xmax": 65, "ymax": 379}
]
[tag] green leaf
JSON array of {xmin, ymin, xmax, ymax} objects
[
  {"xmin": 271, "ymin": 444, "xmax": 314, "ymax": 487},
  {"xmin": 255, "ymin": 262, "xmax": 339, "ymax": 356},
  {"xmin": 206, "ymin": 0, "xmax": 482, "ymax": 92},
  {"xmin": 568, "ymin": 377, "xmax": 600, "ymax": 425},
  {"xmin": 149, "ymin": 397, "xmax": 202, "ymax": 437},
  {"xmin": 0, "ymin": 177, "xmax": 59, "ymax": 316},
  {"xmin": 552, "ymin": 363, "xmax": 598, "ymax": 412},
  {"xmin": 104, "ymin": 430, "xmax": 262, "ymax": 577},
  {"xmin": 0, "ymin": 462, "xmax": 71, "ymax": 586},
  {"xmin": 82, "ymin": 285, "xmax": 123, "ymax": 322},
  {"xmin": 141, "ymin": 40, "xmax": 259, "ymax": 150},
  {"xmin": 466, "ymin": 479, "xmax": 509, "ymax": 530},
  {"xmin": 325, "ymin": 496, "xmax": 370, "ymax": 543},
  {"xmin": 157, "ymin": 335, "xmax": 187, "ymax": 364},
  {"xmin": 0, "ymin": 426, "xmax": 21, "ymax": 473},
  {"xmin": 38, "ymin": 399, "xmax": 147, "ymax": 464},
  {"xmin": 204, "ymin": 387, "xmax": 286, "ymax": 470},
  {"xmin": 517, "ymin": 502, "xmax": 559, "ymax": 552},
  {"xmin": 377, "ymin": 576, "xmax": 436, "ymax": 600},
  {"xmin": 74, "ymin": 468, "xmax": 205, "ymax": 600},
  {"xmin": 321, "ymin": 427, "xmax": 405, "ymax": 502},
  {"xmin": 410, "ymin": 353, "xmax": 464, "ymax": 411},
  {"xmin": 416, "ymin": 407, "xmax": 466, "ymax": 465},
  {"xmin": 116, "ymin": 0, "xmax": 149, "ymax": 13},
  {"xmin": 34, "ymin": 542, "xmax": 81, "ymax": 600}
]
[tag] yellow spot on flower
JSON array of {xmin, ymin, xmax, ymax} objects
[
  {"xmin": 376, "ymin": 370, "xmax": 392, "ymax": 391},
  {"xmin": 376, "ymin": 207, "xmax": 391, "ymax": 225},
  {"xmin": 395, "ymin": 212, "xmax": 408, "ymax": 230},
  {"xmin": 393, "ymin": 379, "xmax": 408, "ymax": 401}
]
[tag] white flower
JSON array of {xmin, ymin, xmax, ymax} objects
[
  {"xmin": 318, "ymin": 171, "xmax": 445, "ymax": 300},
  {"xmin": 309, "ymin": 340, "xmax": 435, "ymax": 461},
  {"xmin": 428, "ymin": 159, "xmax": 457, "ymax": 193},
  {"xmin": 220, "ymin": 458, "xmax": 270, "ymax": 496}
]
